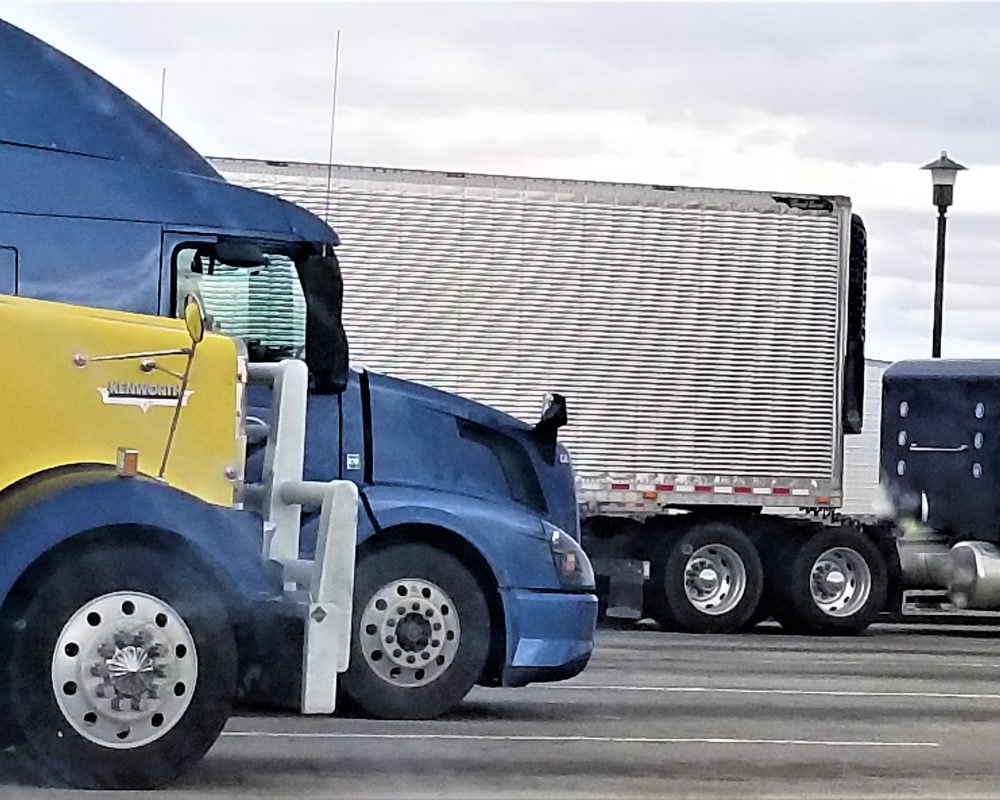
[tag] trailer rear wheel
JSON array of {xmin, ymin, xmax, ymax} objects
[
  {"xmin": 342, "ymin": 543, "xmax": 490, "ymax": 719},
  {"xmin": 648, "ymin": 523, "xmax": 763, "ymax": 634},
  {"xmin": 772, "ymin": 528, "xmax": 887, "ymax": 635},
  {"xmin": 6, "ymin": 542, "xmax": 237, "ymax": 789}
]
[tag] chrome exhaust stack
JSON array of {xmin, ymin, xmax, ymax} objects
[{"xmin": 949, "ymin": 542, "xmax": 1000, "ymax": 610}]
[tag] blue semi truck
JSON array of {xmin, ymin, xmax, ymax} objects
[{"xmin": 0, "ymin": 20, "xmax": 597, "ymax": 720}]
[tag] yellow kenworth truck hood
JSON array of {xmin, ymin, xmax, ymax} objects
[{"xmin": 0, "ymin": 295, "xmax": 241, "ymax": 507}]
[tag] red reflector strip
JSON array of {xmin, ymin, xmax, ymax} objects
[{"xmin": 621, "ymin": 484, "xmax": 803, "ymax": 497}]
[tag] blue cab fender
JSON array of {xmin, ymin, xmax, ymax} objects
[
  {"xmin": 0, "ymin": 469, "xmax": 278, "ymax": 612},
  {"xmin": 356, "ymin": 485, "xmax": 595, "ymax": 684},
  {"xmin": 357, "ymin": 484, "xmax": 561, "ymax": 592}
]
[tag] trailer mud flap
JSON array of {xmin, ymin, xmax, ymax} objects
[{"xmin": 591, "ymin": 557, "xmax": 648, "ymax": 620}]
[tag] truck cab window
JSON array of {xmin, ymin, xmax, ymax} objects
[{"xmin": 173, "ymin": 246, "xmax": 306, "ymax": 361}]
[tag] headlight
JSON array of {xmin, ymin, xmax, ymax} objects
[{"xmin": 544, "ymin": 521, "xmax": 595, "ymax": 591}]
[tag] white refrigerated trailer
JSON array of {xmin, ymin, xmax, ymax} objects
[{"xmin": 212, "ymin": 157, "xmax": 891, "ymax": 635}]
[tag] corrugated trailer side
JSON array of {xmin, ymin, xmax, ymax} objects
[
  {"xmin": 213, "ymin": 157, "xmax": 892, "ymax": 637},
  {"xmin": 212, "ymin": 159, "xmax": 848, "ymax": 500}
]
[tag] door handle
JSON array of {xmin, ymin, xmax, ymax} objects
[{"xmin": 909, "ymin": 443, "xmax": 969, "ymax": 453}]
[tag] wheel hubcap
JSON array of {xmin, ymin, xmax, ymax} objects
[
  {"xmin": 694, "ymin": 568, "xmax": 720, "ymax": 593},
  {"xmin": 809, "ymin": 547, "xmax": 872, "ymax": 617},
  {"xmin": 360, "ymin": 578, "xmax": 460, "ymax": 687},
  {"xmin": 683, "ymin": 544, "xmax": 747, "ymax": 615},
  {"xmin": 51, "ymin": 592, "xmax": 198, "ymax": 749}
]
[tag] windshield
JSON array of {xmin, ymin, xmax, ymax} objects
[{"xmin": 174, "ymin": 244, "xmax": 306, "ymax": 362}]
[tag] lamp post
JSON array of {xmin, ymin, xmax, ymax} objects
[{"xmin": 921, "ymin": 151, "xmax": 967, "ymax": 358}]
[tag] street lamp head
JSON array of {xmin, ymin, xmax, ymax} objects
[{"xmin": 921, "ymin": 150, "xmax": 967, "ymax": 208}]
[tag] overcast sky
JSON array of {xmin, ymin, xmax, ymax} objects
[{"xmin": 5, "ymin": 1, "xmax": 1000, "ymax": 362}]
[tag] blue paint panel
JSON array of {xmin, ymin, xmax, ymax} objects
[
  {"xmin": 246, "ymin": 372, "xmax": 362, "ymax": 489},
  {"xmin": 0, "ymin": 471, "xmax": 276, "ymax": 609},
  {"xmin": 303, "ymin": 392, "xmax": 342, "ymax": 483},
  {"xmin": 361, "ymin": 484, "xmax": 561, "ymax": 591},
  {"xmin": 0, "ymin": 21, "xmax": 213, "ymax": 176},
  {"xmin": 0, "ymin": 213, "xmax": 161, "ymax": 313},
  {"xmin": 366, "ymin": 371, "xmax": 579, "ymax": 539},
  {"xmin": 338, "ymin": 373, "xmax": 367, "ymax": 482},
  {"xmin": 503, "ymin": 588, "xmax": 598, "ymax": 668},
  {"xmin": 0, "ymin": 147, "xmax": 336, "ymax": 247},
  {"xmin": 0, "ymin": 247, "xmax": 16, "ymax": 295},
  {"xmin": 370, "ymin": 383, "xmax": 513, "ymax": 501},
  {"xmin": 367, "ymin": 371, "xmax": 536, "ymax": 505}
]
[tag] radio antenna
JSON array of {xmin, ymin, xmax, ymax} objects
[
  {"xmin": 322, "ymin": 30, "xmax": 342, "ymax": 256},
  {"xmin": 159, "ymin": 67, "xmax": 166, "ymax": 119}
]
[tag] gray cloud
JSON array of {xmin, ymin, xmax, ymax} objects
[{"xmin": 17, "ymin": 3, "xmax": 1000, "ymax": 166}]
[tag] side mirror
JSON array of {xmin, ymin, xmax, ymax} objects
[
  {"xmin": 183, "ymin": 294, "xmax": 206, "ymax": 345},
  {"xmin": 533, "ymin": 393, "xmax": 568, "ymax": 438},
  {"xmin": 209, "ymin": 239, "xmax": 270, "ymax": 268}
]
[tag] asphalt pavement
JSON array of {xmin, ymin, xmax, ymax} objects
[{"xmin": 6, "ymin": 623, "xmax": 1000, "ymax": 799}]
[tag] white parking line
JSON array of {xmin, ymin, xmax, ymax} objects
[
  {"xmin": 544, "ymin": 684, "xmax": 1000, "ymax": 701},
  {"xmin": 222, "ymin": 732, "xmax": 938, "ymax": 748},
  {"xmin": 757, "ymin": 658, "xmax": 866, "ymax": 666}
]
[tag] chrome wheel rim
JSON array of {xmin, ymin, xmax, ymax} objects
[
  {"xmin": 360, "ymin": 578, "xmax": 460, "ymax": 687},
  {"xmin": 683, "ymin": 544, "xmax": 747, "ymax": 615},
  {"xmin": 809, "ymin": 547, "xmax": 872, "ymax": 617},
  {"xmin": 51, "ymin": 591, "xmax": 198, "ymax": 749}
]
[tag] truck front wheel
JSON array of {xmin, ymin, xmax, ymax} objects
[
  {"xmin": 647, "ymin": 522, "xmax": 764, "ymax": 634},
  {"xmin": 771, "ymin": 528, "xmax": 887, "ymax": 635},
  {"xmin": 6, "ymin": 542, "xmax": 237, "ymax": 789},
  {"xmin": 342, "ymin": 542, "xmax": 490, "ymax": 719}
]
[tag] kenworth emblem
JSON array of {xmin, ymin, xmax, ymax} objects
[{"xmin": 98, "ymin": 382, "xmax": 193, "ymax": 413}]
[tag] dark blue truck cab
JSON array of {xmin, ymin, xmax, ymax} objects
[
  {"xmin": 881, "ymin": 359, "xmax": 1000, "ymax": 614},
  {"xmin": 0, "ymin": 20, "xmax": 597, "ymax": 719}
]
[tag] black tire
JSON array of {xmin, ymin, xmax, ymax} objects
[
  {"xmin": 6, "ymin": 541, "xmax": 237, "ymax": 790},
  {"xmin": 771, "ymin": 528, "xmax": 887, "ymax": 635},
  {"xmin": 341, "ymin": 542, "xmax": 490, "ymax": 719},
  {"xmin": 646, "ymin": 522, "xmax": 763, "ymax": 634}
]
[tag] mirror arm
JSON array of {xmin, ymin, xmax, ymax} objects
[{"xmin": 157, "ymin": 341, "xmax": 198, "ymax": 480}]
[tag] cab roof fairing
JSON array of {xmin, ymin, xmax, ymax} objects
[{"xmin": 0, "ymin": 20, "xmax": 339, "ymax": 248}]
